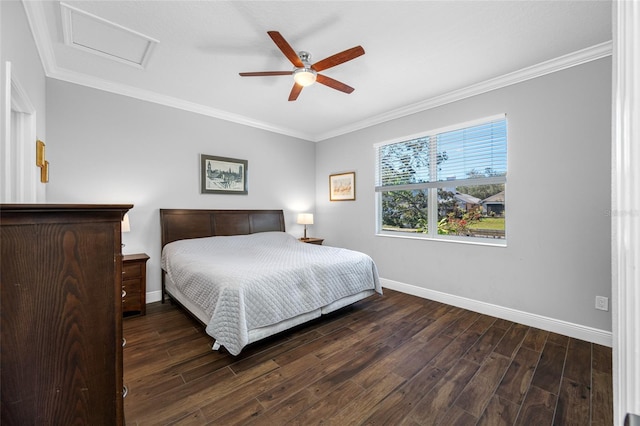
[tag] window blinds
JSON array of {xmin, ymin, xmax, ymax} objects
[{"xmin": 375, "ymin": 116, "xmax": 507, "ymax": 191}]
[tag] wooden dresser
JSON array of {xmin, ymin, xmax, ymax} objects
[{"xmin": 1, "ymin": 204, "xmax": 132, "ymax": 425}]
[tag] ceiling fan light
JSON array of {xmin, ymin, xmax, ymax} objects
[{"xmin": 293, "ymin": 68, "xmax": 317, "ymax": 86}]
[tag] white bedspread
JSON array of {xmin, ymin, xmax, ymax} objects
[{"xmin": 161, "ymin": 232, "xmax": 381, "ymax": 355}]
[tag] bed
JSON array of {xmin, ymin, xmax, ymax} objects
[{"xmin": 160, "ymin": 209, "xmax": 381, "ymax": 355}]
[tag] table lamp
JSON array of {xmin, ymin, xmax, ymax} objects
[{"xmin": 297, "ymin": 213, "xmax": 313, "ymax": 239}]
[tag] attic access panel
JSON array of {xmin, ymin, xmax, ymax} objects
[{"xmin": 60, "ymin": 2, "xmax": 158, "ymax": 68}]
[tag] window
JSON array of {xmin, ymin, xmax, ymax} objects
[{"xmin": 375, "ymin": 115, "xmax": 507, "ymax": 242}]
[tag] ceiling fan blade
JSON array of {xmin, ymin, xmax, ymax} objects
[
  {"xmin": 312, "ymin": 46, "xmax": 365, "ymax": 72},
  {"xmin": 239, "ymin": 71, "xmax": 293, "ymax": 77},
  {"xmin": 288, "ymin": 83, "xmax": 303, "ymax": 101},
  {"xmin": 268, "ymin": 31, "xmax": 304, "ymax": 68},
  {"xmin": 316, "ymin": 74, "xmax": 355, "ymax": 94}
]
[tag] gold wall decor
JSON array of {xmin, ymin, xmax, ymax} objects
[
  {"xmin": 36, "ymin": 140, "xmax": 48, "ymax": 183},
  {"xmin": 40, "ymin": 160, "xmax": 49, "ymax": 183},
  {"xmin": 36, "ymin": 140, "xmax": 45, "ymax": 167}
]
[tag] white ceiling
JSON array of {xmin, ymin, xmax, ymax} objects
[{"xmin": 24, "ymin": 1, "xmax": 612, "ymax": 141}]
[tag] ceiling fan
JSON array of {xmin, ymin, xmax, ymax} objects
[{"xmin": 239, "ymin": 31, "xmax": 365, "ymax": 101}]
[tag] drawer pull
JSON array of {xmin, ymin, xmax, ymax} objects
[
  {"xmin": 122, "ymin": 289, "xmax": 127, "ymax": 298},
  {"xmin": 123, "ymin": 385, "xmax": 128, "ymax": 399},
  {"xmin": 122, "ymin": 337, "xmax": 126, "ymax": 347}
]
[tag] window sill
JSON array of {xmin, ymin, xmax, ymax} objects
[{"xmin": 375, "ymin": 231, "xmax": 507, "ymax": 247}]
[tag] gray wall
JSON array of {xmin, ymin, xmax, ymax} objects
[
  {"xmin": 22, "ymin": 0, "xmax": 609, "ymax": 333},
  {"xmin": 315, "ymin": 57, "xmax": 612, "ymax": 332},
  {"xmin": 46, "ymin": 80, "xmax": 316, "ymax": 300}
]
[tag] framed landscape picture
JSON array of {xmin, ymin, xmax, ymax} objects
[
  {"xmin": 329, "ymin": 172, "xmax": 355, "ymax": 201},
  {"xmin": 201, "ymin": 154, "xmax": 248, "ymax": 194}
]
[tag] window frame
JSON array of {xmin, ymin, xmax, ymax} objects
[{"xmin": 374, "ymin": 114, "xmax": 507, "ymax": 246}]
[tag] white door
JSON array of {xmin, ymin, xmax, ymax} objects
[{"xmin": 1, "ymin": 61, "xmax": 38, "ymax": 203}]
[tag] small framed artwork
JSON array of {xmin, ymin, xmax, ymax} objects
[
  {"xmin": 201, "ymin": 154, "xmax": 248, "ymax": 194},
  {"xmin": 329, "ymin": 172, "xmax": 356, "ymax": 201}
]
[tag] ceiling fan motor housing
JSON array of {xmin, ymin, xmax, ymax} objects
[
  {"xmin": 298, "ymin": 51, "xmax": 312, "ymax": 64},
  {"xmin": 293, "ymin": 51, "xmax": 317, "ymax": 86}
]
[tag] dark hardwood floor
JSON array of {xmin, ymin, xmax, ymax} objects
[{"xmin": 123, "ymin": 289, "xmax": 613, "ymax": 425}]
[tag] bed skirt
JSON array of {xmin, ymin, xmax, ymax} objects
[{"xmin": 163, "ymin": 272, "xmax": 376, "ymax": 353}]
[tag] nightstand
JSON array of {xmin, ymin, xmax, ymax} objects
[
  {"xmin": 299, "ymin": 237, "xmax": 324, "ymax": 245},
  {"xmin": 122, "ymin": 253, "xmax": 149, "ymax": 316}
]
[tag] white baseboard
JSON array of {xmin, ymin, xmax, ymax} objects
[
  {"xmin": 144, "ymin": 281, "xmax": 612, "ymax": 347},
  {"xmin": 381, "ymin": 278, "xmax": 612, "ymax": 347},
  {"xmin": 146, "ymin": 290, "xmax": 163, "ymax": 304}
]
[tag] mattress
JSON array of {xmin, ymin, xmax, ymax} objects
[{"xmin": 161, "ymin": 231, "xmax": 381, "ymax": 355}]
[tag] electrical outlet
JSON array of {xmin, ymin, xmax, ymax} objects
[{"xmin": 595, "ymin": 296, "xmax": 609, "ymax": 311}]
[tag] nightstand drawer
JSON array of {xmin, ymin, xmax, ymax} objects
[
  {"xmin": 123, "ymin": 262, "xmax": 143, "ymax": 279},
  {"xmin": 123, "ymin": 298, "xmax": 142, "ymax": 312},
  {"xmin": 122, "ymin": 284, "xmax": 142, "ymax": 312},
  {"xmin": 123, "ymin": 278, "xmax": 142, "ymax": 296},
  {"xmin": 122, "ymin": 253, "xmax": 149, "ymax": 316}
]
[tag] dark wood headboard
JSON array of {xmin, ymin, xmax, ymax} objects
[{"xmin": 160, "ymin": 209, "xmax": 286, "ymax": 247}]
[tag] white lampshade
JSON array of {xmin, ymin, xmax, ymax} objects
[
  {"xmin": 121, "ymin": 213, "xmax": 131, "ymax": 233},
  {"xmin": 297, "ymin": 213, "xmax": 314, "ymax": 225}
]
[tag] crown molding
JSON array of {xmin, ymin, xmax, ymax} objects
[
  {"xmin": 21, "ymin": 1, "xmax": 57, "ymax": 76},
  {"xmin": 22, "ymin": 1, "xmax": 611, "ymax": 143},
  {"xmin": 49, "ymin": 67, "xmax": 314, "ymax": 141},
  {"xmin": 316, "ymin": 40, "xmax": 612, "ymax": 141}
]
